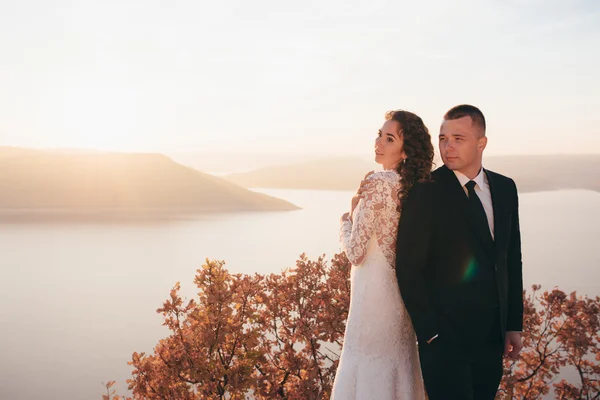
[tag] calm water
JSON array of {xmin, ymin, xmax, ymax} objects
[{"xmin": 0, "ymin": 189, "xmax": 598, "ymax": 399}]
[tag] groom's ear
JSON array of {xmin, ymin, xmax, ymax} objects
[{"xmin": 478, "ymin": 136, "xmax": 488, "ymax": 151}]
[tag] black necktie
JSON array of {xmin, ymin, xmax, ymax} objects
[{"xmin": 465, "ymin": 180, "xmax": 492, "ymax": 241}]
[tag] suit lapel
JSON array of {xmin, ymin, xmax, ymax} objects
[
  {"xmin": 438, "ymin": 165, "xmax": 470, "ymax": 217},
  {"xmin": 437, "ymin": 166, "xmax": 495, "ymax": 255},
  {"xmin": 485, "ymin": 169, "xmax": 507, "ymax": 256}
]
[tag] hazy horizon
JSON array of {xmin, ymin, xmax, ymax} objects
[
  {"xmin": 3, "ymin": 144, "xmax": 600, "ymax": 177},
  {"xmin": 2, "ymin": 148, "xmax": 598, "ymax": 202},
  {"xmin": 1, "ymin": 0, "xmax": 599, "ymax": 156}
]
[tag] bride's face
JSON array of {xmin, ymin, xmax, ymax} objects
[{"xmin": 375, "ymin": 120, "xmax": 405, "ymax": 170}]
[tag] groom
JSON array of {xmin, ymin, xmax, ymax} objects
[{"xmin": 395, "ymin": 105, "xmax": 523, "ymax": 399}]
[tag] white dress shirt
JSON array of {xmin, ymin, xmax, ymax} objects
[{"xmin": 453, "ymin": 168, "xmax": 495, "ymax": 240}]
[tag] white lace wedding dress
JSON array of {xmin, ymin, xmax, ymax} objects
[{"xmin": 331, "ymin": 170, "xmax": 425, "ymax": 400}]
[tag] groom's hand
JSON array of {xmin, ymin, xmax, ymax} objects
[{"xmin": 504, "ymin": 331, "xmax": 523, "ymax": 359}]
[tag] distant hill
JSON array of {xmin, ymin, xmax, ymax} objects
[
  {"xmin": 0, "ymin": 147, "xmax": 299, "ymax": 221},
  {"xmin": 225, "ymin": 154, "xmax": 600, "ymax": 193},
  {"xmin": 484, "ymin": 155, "xmax": 600, "ymax": 193}
]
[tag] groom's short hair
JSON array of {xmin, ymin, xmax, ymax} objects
[{"xmin": 444, "ymin": 104, "xmax": 486, "ymax": 137}]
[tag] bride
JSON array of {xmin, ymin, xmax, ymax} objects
[{"xmin": 331, "ymin": 110, "xmax": 434, "ymax": 399}]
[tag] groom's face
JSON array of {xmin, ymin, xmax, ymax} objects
[{"xmin": 439, "ymin": 116, "xmax": 486, "ymax": 174}]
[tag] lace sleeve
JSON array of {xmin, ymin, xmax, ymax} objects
[{"xmin": 340, "ymin": 174, "xmax": 392, "ymax": 265}]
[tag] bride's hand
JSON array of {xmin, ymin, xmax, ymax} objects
[
  {"xmin": 351, "ymin": 171, "xmax": 375, "ymax": 213},
  {"xmin": 350, "ymin": 194, "xmax": 361, "ymax": 215}
]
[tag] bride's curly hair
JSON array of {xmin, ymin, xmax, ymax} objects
[{"xmin": 385, "ymin": 110, "xmax": 434, "ymax": 209}]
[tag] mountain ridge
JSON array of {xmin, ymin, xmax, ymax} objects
[
  {"xmin": 0, "ymin": 148, "xmax": 299, "ymax": 220},
  {"xmin": 224, "ymin": 154, "xmax": 600, "ymax": 193}
]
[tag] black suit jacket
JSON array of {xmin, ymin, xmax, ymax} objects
[{"xmin": 395, "ymin": 165, "xmax": 523, "ymax": 349}]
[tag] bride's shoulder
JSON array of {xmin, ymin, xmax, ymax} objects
[
  {"xmin": 366, "ymin": 170, "xmax": 401, "ymax": 190},
  {"xmin": 367, "ymin": 169, "xmax": 401, "ymax": 183}
]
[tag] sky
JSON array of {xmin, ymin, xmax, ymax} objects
[{"xmin": 0, "ymin": 0, "xmax": 599, "ymax": 157}]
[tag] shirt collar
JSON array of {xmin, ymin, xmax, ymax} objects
[{"xmin": 453, "ymin": 167, "xmax": 486, "ymax": 190}]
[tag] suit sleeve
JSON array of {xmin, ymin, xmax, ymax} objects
[
  {"xmin": 506, "ymin": 179, "xmax": 524, "ymax": 331},
  {"xmin": 395, "ymin": 182, "xmax": 439, "ymax": 343}
]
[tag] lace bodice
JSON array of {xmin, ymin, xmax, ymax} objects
[
  {"xmin": 340, "ymin": 170, "xmax": 402, "ymax": 267},
  {"xmin": 332, "ymin": 169, "xmax": 425, "ymax": 399}
]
